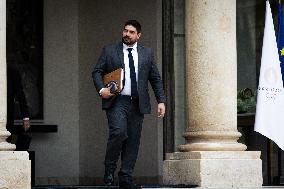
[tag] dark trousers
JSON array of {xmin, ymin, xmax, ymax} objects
[
  {"xmin": 104, "ymin": 95, "xmax": 144, "ymax": 181},
  {"xmin": 6, "ymin": 124, "xmax": 31, "ymax": 151}
]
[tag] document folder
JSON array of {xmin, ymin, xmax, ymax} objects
[{"xmin": 103, "ymin": 68, "xmax": 124, "ymax": 94}]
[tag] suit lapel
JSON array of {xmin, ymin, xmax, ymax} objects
[
  {"xmin": 117, "ymin": 42, "xmax": 125, "ymax": 69},
  {"xmin": 137, "ymin": 44, "xmax": 145, "ymax": 88},
  {"xmin": 137, "ymin": 44, "xmax": 145, "ymax": 75}
]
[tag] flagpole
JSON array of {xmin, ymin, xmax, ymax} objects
[{"xmin": 277, "ymin": 0, "xmax": 284, "ymax": 185}]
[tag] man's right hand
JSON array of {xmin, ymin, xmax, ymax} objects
[
  {"xmin": 100, "ymin": 87, "xmax": 115, "ymax": 99},
  {"xmin": 23, "ymin": 120, "xmax": 30, "ymax": 132}
]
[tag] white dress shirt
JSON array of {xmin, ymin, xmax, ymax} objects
[{"xmin": 120, "ymin": 42, "xmax": 138, "ymax": 96}]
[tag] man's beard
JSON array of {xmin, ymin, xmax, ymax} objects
[{"xmin": 122, "ymin": 37, "xmax": 135, "ymax": 46}]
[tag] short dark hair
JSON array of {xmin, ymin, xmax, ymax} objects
[{"xmin": 124, "ymin": 20, "xmax": 141, "ymax": 33}]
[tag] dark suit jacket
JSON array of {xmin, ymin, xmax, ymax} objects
[
  {"xmin": 92, "ymin": 42, "xmax": 166, "ymax": 114},
  {"xmin": 7, "ymin": 65, "xmax": 29, "ymax": 132}
]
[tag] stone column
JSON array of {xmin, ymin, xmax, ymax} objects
[
  {"xmin": 180, "ymin": 0, "xmax": 245, "ymax": 153},
  {"xmin": 0, "ymin": 1, "xmax": 31, "ymax": 188},
  {"xmin": 0, "ymin": 0, "xmax": 14, "ymax": 151},
  {"xmin": 163, "ymin": 0, "xmax": 262, "ymax": 187}
]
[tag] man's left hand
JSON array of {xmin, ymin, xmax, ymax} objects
[{"xmin": 157, "ymin": 103, "xmax": 165, "ymax": 118}]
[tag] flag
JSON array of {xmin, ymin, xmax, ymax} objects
[
  {"xmin": 278, "ymin": 1, "xmax": 284, "ymax": 86},
  {"xmin": 254, "ymin": 1, "xmax": 284, "ymax": 150}
]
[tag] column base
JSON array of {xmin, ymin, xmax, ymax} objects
[
  {"xmin": 163, "ymin": 151, "xmax": 262, "ymax": 187},
  {"xmin": 0, "ymin": 130, "xmax": 16, "ymax": 151},
  {"xmin": 0, "ymin": 151, "xmax": 31, "ymax": 189}
]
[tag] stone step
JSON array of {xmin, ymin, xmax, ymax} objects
[
  {"xmin": 32, "ymin": 185, "xmax": 196, "ymax": 189},
  {"xmin": 31, "ymin": 186, "xmax": 284, "ymax": 189}
]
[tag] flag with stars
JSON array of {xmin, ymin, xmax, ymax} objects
[
  {"xmin": 254, "ymin": 1, "xmax": 284, "ymax": 150},
  {"xmin": 278, "ymin": 1, "xmax": 284, "ymax": 86}
]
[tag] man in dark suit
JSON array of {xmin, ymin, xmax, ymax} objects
[
  {"xmin": 6, "ymin": 63, "xmax": 31, "ymax": 151},
  {"xmin": 92, "ymin": 20, "xmax": 166, "ymax": 189}
]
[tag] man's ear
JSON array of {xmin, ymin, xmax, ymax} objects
[{"xmin": 137, "ymin": 33, "xmax": 141, "ymax": 39}]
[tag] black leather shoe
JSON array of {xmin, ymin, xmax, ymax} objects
[
  {"xmin": 104, "ymin": 171, "xmax": 114, "ymax": 186},
  {"xmin": 119, "ymin": 180, "xmax": 141, "ymax": 189}
]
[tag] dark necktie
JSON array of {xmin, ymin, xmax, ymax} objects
[{"xmin": 127, "ymin": 48, "xmax": 138, "ymax": 98}]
